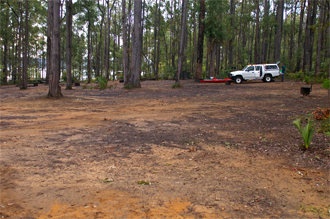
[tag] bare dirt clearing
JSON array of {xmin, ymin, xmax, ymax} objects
[{"xmin": 0, "ymin": 79, "xmax": 329, "ymax": 218}]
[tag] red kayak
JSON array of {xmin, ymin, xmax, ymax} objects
[{"xmin": 199, "ymin": 78, "xmax": 233, "ymax": 83}]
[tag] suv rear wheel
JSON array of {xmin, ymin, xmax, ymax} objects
[
  {"xmin": 263, "ymin": 74, "xmax": 272, "ymax": 82},
  {"xmin": 234, "ymin": 76, "xmax": 243, "ymax": 84}
]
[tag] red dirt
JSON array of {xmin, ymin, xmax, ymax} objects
[{"xmin": 0, "ymin": 79, "xmax": 329, "ymax": 218}]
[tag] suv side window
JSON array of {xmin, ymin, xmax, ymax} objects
[
  {"xmin": 246, "ymin": 66, "xmax": 254, "ymax": 71},
  {"xmin": 266, "ymin": 65, "xmax": 278, "ymax": 70},
  {"xmin": 256, "ymin": 66, "xmax": 261, "ymax": 70}
]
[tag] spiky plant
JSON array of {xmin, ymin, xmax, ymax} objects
[{"xmin": 292, "ymin": 118, "xmax": 316, "ymax": 149}]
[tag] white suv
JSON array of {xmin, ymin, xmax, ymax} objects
[{"xmin": 228, "ymin": 64, "xmax": 280, "ymax": 84}]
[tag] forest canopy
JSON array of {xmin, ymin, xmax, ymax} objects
[{"xmin": 0, "ymin": 0, "xmax": 329, "ymax": 87}]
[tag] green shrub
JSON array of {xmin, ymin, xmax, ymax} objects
[
  {"xmin": 322, "ymin": 79, "xmax": 330, "ymax": 90},
  {"xmin": 292, "ymin": 118, "xmax": 316, "ymax": 150},
  {"xmin": 172, "ymin": 83, "xmax": 182, "ymax": 89},
  {"xmin": 318, "ymin": 119, "xmax": 330, "ymax": 134},
  {"xmin": 97, "ymin": 76, "xmax": 108, "ymax": 90}
]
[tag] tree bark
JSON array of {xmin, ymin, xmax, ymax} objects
[
  {"xmin": 195, "ymin": 0, "xmax": 206, "ymax": 82},
  {"xmin": 209, "ymin": 40, "xmax": 216, "ymax": 77},
  {"xmin": 254, "ymin": 0, "xmax": 260, "ymax": 64},
  {"xmin": 156, "ymin": 4, "xmax": 161, "ymax": 80},
  {"xmin": 228, "ymin": 0, "xmax": 235, "ymax": 68},
  {"xmin": 22, "ymin": 0, "xmax": 29, "ymax": 89},
  {"xmin": 176, "ymin": 0, "xmax": 188, "ymax": 85},
  {"xmin": 295, "ymin": 0, "xmax": 305, "ymax": 71},
  {"xmin": 66, "ymin": 0, "xmax": 72, "ymax": 90},
  {"xmin": 303, "ymin": 0, "xmax": 317, "ymax": 72},
  {"xmin": 261, "ymin": 0, "xmax": 269, "ymax": 63},
  {"xmin": 123, "ymin": 0, "xmax": 129, "ymax": 85},
  {"xmin": 153, "ymin": 0, "xmax": 158, "ymax": 79},
  {"xmin": 288, "ymin": 0, "xmax": 297, "ymax": 68},
  {"xmin": 274, "ymin": 0, "xmax": 284, "ymax": 62},
  {"xmin": 315, "ymin": 0, "xmax": 324, "ymax": 75},
  {"xmin": 127, "ymin": 0, "xmax": 142, "ymax": 88},
  {"xmin": 48, "ymin": 0, "xmax": 62, "ymax": 97}
]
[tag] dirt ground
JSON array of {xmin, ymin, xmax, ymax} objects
[{"xmin": 0, "ymin": 79, "xmax": 329, "ymax": 218}]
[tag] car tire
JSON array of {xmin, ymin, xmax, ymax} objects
[
  {"xmin": 234, "ymin": 76, "xmax": 243, "ymax": 84},
  {"xmin": 263, "ymin": 74, "xmax": 272, "ymax": 82}
]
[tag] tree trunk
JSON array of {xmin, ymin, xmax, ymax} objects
[
  {"xmin": 295, "ymin": 0, "xmax": 305, "ymax": 71},
  {"xmin": 288, "ymin": 1, "xmax": 297, "ymax": 68},
  {"xmin": 105, "ymin": 0, "xmax": 109, "ymax": 79},
  {"xmin": 46, "ymin": 0, "xmax": 53, "ymax": 85},
  {"xmin": 274, "ymin": 0, "xmax": 284, "ymax": 62},
  {"xmin": 87, "ymin": 20, "xmax": 91, "ymax": 83},
  {"xmin": 303, "ymin": 0, "xmax": 317, "ymax": 72},
  {"xmin": 128, "ymin": 0, "xmax": 142, "ymax": 88},
  {"xmin": 209, "ymin": 40, "xmax": 216, "ymax": 77},
  {"xmin": 315, "ymin": 0, "xmax": 324, "ymax": 75},
  {"xmin": 228, "ymin": 0, "xmax": 235, "ymax": 68},
  {"xmin": 215, "ymin": 43, "xmax": 220, "ymax": 76},
  {"xmin": 156, "ymin": 4, "xmax": 161, "ymax": 80},
  {"xmin": 176, "ymin": 0, "xmax": 188, "ymax": 85},
  {"xmin": 153, "ymin": 0, "xmax": 158, "ymax": 79},
  {"xmin": 1, "ymin": 8, "xmax": 9, "ymax": 85},
  {"xmin": 113, "ymin": 4, "xmax": 117, "ymax": 80},
  {"xmin": 254, "ymin": 0, "xmax": 260, "ymax": 64},
  {"xmin": 2, "ymin": 40, "xmax": 8, "ymax": 85},
  {"xmin": 261, "ymin": 0, "xmax": 269, "ymax": 63},
  {"xmin": 18, "ymin": 2, "xmax": 23, "ymax": 86},
  {"xmin": 22, "ymin": 0, "xmax": 29, "ymax": 89},
  {"xmin": 238, "ymin": 0, "xmax": 245, "ymax": 67},
  {"xmin": 48, "ymin": 0, "xmax": 62, "ymax": 97},
  {"xmin": 192, "ymin": 10, "xmax": 197, "ymax": 77},
  {"xmin": 66, "ymin": 0, "xmax": 72, "ymax": 90},
  {"xmin": 282, "ymin": 8, "xmax": 287, "ymax": 64},
  {"xmin": 195, "ymin": 0, "xmax": 206, "ymax": 82},
  {"xmin": 123, "ymin": 0, "xmax": 129, "ymax": 85}
]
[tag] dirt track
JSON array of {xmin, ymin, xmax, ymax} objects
[{"xmin": 0, "ymin": 79, "xmax": 329, "ymax": 218}]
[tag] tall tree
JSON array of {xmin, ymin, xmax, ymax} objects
[
  {"xmin": 48, "ymin": 0, "xmax": 62, "ymax": 97},
  {"xmin": 254, "ymin": 0, "xmax": 260, "ymax": 64},
  {"xmin": 127, "ymin": 0, "xmax": 142, "ymax": 88},
  {"xmin": 46, "ymin": 0, "xmax": 53, "ymax": 85},
  {"xmin": 315, "ymin": 0, "xmax": 324, "ymax": 75},
  {"xmin": 295, "ymin": 0, "xmax": 305, "ymax": 71},
  {"xmin": 122, "ymin": 0, "xmax": 129, "ymax": 84},
  {"xmin": 228, "ymin": 0, "xmax": 235, "ymax": 68},
  {"xmin": 261, "ymin": 0, "xmax": 269, "ymax": 63},
  {"xmin": 303, "ymin": 0, "xmax": 317, "ymax": 72},
  {"xmin": 21, "ymin": 0, "xmax": 29, "ymax": 89},
  {"xmin": 288, "ymin": 0, "xmax": 297, "ymax": 69},
  {"xmin": 195, "ymin": 0, "xmax": 205, "ymax": 81},
  {"xmin": 66, "ymin": 0, "xmax": 73, "ymax": 90},
  {"xmin": 274, "ymin": 0, "xmax": 284, "ymax": 62},
  {"xmin": 175, "ymin": 0, "xmax": 188, "ymax": 85}
]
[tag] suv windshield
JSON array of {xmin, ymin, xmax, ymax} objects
[{"xmin": 242, "ymin": 66, "xmax": 249, "ymax": 71}]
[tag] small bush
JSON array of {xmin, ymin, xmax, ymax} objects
[
  {"xmin": 292, "ymin": 118, "xmax": 316, "ymax": 150},
  {"xmin": 322, "ymin": 79, "xmax": 330, "ymax": 90},
  {"xmin": 172, "ymin": 83, "xmax": 182, "ymax": 89},
  {"xmin": 97, "ymin": 77, "xmax": 108, "ymax": 90}
]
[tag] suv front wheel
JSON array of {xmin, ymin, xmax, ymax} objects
[
  {"xmin": 234, "ymin": 76, "xmax": 243, "ymax": 84},
  {"xmin": 263, "ymin": 74, "xmax": 272, "ymax": 82}
]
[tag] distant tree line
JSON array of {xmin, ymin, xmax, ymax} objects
[{"xmin": 0, "ymin": 0, "xmax": 329, "ymax": 95}]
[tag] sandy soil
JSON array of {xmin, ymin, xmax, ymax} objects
[{"xmin": 0, "ymin": 79, "xmax": 329, "ymax": 218}]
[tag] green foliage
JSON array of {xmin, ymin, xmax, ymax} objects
[
  {"xmin": 322, "ymin": 79, "xmax": 330, "ymax": 90},
  {"xmin": 82, "ymin": 85, "xmax": 95, "ymax": 89},
  {"xmin": 204, "ymin": 0, "xmax": 226, "ymax": 41},
  {"xmin": 97, "ymin": 76, "xmax": 108, "ymax": 90},
  {"xmin": 318, "ymin": 119, "xmax": 330, "ymax": 134},
  {"xmin": 292, "ymin": 118, "xmax": 316, "ymax": 150},
  {"xmin": 124, "ymin": 85, "xmax": 134, "ymax": 90},
  {"xmin": 172, "ymin": 83, "xmax": 182, "ymax": 89}
]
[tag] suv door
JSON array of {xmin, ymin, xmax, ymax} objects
[
  {"xmin": 255, "ymin": 65, "xmax": 262, "ymax": 79},
  {"xmin": 243, "ymin": 66, "xmax": 255, "ymax": 79}
]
